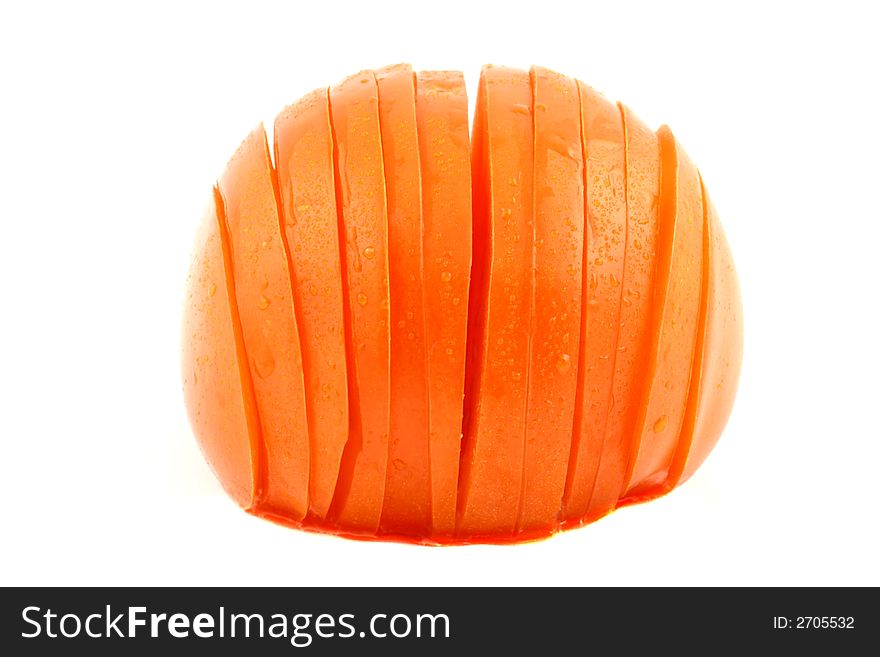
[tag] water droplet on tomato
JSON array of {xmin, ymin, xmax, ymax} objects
[
  {"xmin": 556, "ymin": 353, "xmax": 572, "ymax": 372},
  {"xmin": 653, "ymin": 415, "xmax": 668, "ymax": 433}
]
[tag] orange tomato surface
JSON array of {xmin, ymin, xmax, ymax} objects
[{"xmin": 182, "ymin": 64, "xmax": 742, "ymax": 544}]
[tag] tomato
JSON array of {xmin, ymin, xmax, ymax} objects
[{"xmin": 182, "ymin": 64, "xmax": 742, "ymax": 544}]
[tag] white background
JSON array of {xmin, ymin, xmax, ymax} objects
[{"xmin": 1, "ymin": 0, "xmax": 878, "ymax": 586}]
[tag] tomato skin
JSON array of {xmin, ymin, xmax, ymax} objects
[
  {"xmin": 182, "ymin": 64, "xmax": 742, "ymax": 545},
  {"xmin": 673, "ymin": 179, "xmax": 743, "ymax": 487},
  {"xmin": 181, "ymin": 190, "xmax": 260, "ymax": 510}
]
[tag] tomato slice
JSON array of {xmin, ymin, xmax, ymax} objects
[
  {"xmin": 218, "ymin": 127, "xmax": 310, "ymax": 520},
  {"xmin": 326, "ymin": 71, "xmax": 392, "ymax": 533},
  {"xmin": 623, "ymin": 127, "xmax": 703, "ymax": 498},
  {"xmin": 458, "ymin": 66, "xmax": 532, "ymax": 537},
  {"xmin": 181, "ymin": 190, "xmax": 260, "ymax": 509},
  {"xmin": 578, "ymin": 104, "xmax": 660, "ymax": 523},
  {"xmin": 415, "ymin": 69, "xmax": 473, "ymax": 538},
  {"xmin": 562, "ymin": 82, "xmax": 627, "ymax": 522},
  {"xmin": 274, "ymin": 89, "xmax": 350, "ymax": 520},
  {"xmin": 668, "ymin": 176, "xmax": 743, "ymax": 487},
  {"xmin": 374, "ymin": 64, "xmax": 431, "ymax": 535},
  {"xmin": 519, "ymin": 66, "xmax": 584, "ymax": 533}
]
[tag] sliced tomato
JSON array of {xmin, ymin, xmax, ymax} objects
[
  {"xmin": 623, "ymin": 127, "xmax": 703, "ymax": 498},
  {"xmin": 519, "ymin": 66, "xmax": 584, "ymax": 533},
  {"xmin": 375, "ymin": 64, "xmax": 431, "ymax": 535},
  {"xmin": 181, "ymin": 190, "xmax": 260, "ymax": 509},
  {"xmin": 274, "ymin": 89, "xmax": 350, "ymax": 520},
  {"xmin": 563, "ymin": 82, "xmax": 627, "ymax": 522},
  {"xmin": 218, "ymin": 127, "xmax": 310, "ymax": 520},
  {"xmin": 668, "ymin": 176, "xmax": 743, "ymax": 487},
  {"xmin": 416, "ymin": 69, "xmax": 472, "ymax": 538},
  {"xmin": 457, "ymin": 66, "xmax": 532, "ymax": 538},
  {"xmin": 326, "ymin": 71, "xmax": 391, "ymax": 534},
  {"xmin": 581, "ymin": 104, "xmax": 660, "ymax": 522}
]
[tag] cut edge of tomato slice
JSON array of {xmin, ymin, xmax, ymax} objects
[
  {"xmin": 220, "ymin": 125, "xmax": 313, "ymax": 522},
  {"xmin": 272, "ymin": 88, "xmax": 350, "ymax": 522},
  {"xmin": 416, "ymin": 68, "xmax": 472, "ymax": 538},
  {"xmin": 620, "ymin": 125, "xmax": 676, "ymax": 495},
  {"xmin": 375, "ymin": 63, "xmax": 432, "ymax": 536},
  {"xmin": 264, "ymin": 123, "xmax": 313, "ymax": 522},
  {"xmin": 518, "ymin": 65, "xmax": 584, "ymax": 534},
  {"xmin": 212, "ymin": 184, "xmax": 266, "ymax": 510},
  {"xmin": 561, "ymin": 80, "xmax": 591, "ymax": 519},
  {"xmin": 514, "ymin": 65, "xmax": 538, "ymax": 532},
  {"xmin": 621, "ymin": 125, "xmax": 703, "ymax": 502},
  {"xmin": 325, "ymin": 71, "xmax": 392, "ymax": 534},
  {"xmin": 578, "ymin": 99, "xmax": 632, "ymax": 523},
  {"xmin": 570, "ymin": 102, "xmax": 660, "ymax": 524},
  {"xmin": 324, "ymin": 83, "xmax": 361, "ymax": 527},
  {"xmin": 679, "ymin": 175, "xmax": 743, "ymax": 485},
  {"xmin": 455, "ymin": 66, "xmax": 530, "ymax": 537},
  {"xmin": 561, "ymin": 82, "xmax": 627, "ymax": 523},
  {"xmin": 664, "ymin": 172, "xmax": 712, "ymax": 489}
]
